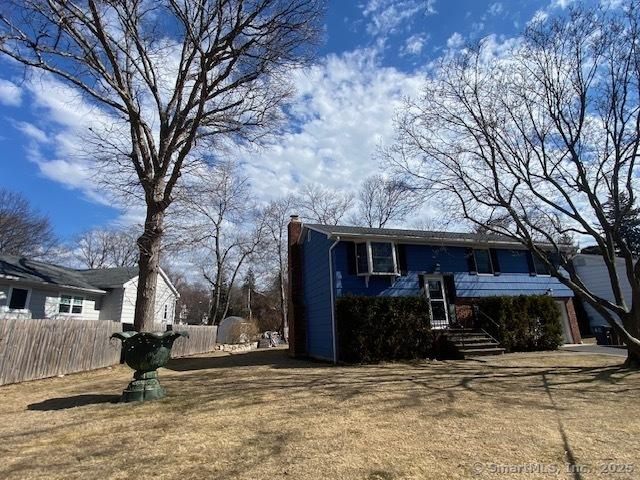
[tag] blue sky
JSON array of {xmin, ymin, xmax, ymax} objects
[{"xmin": 0, "ymin": 0, "xmax": 578, "ymax": 241}]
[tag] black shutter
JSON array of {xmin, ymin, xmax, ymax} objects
[
  {"xmin": 525, "ymin": 250, "xmax": 536, "ymax": 276},
  {"xmin": 397, "ymin": 244, "xmax": 408, "ymax": 275},
  {"xmin": 346, "ymin": 241, "xmax": 357, "ymax": 275},
  {"xmin": 443, "ymin": 274, "xmax": 457, "ymax": 303},
  {"xmin": 418, "ymin": 274, "xmax": 425, "ymax": 292},
  {"xmin": 466, "ymin": 248, "xmax": 477, "ymax": 275},
  {"xmin": 489, "ymin": 248, "xmax": 501, "ymax": 276}
]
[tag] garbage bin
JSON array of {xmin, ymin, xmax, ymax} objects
[{"xmin": 592, "ymin": 325, "xmax": 613, "ymax": 345}]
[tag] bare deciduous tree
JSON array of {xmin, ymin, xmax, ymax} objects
[
  {"xmin": 389, "ymin": 2, "xmax": 640, "ymax": 366},
  {"xmin": 74, "ymin": 227, "xmax": 138, "ymax": 269},
  {"xmin": 261, "ymin": 195, "xmax": 295, "ymax": 336},
  {"xmin": 0, "ymin": 188, "xmax": 57, "ymax": 258},
  {"xmin": 297, "ymin": 183, "xmax": 353, "ymax": 225},
  {"xmin": 177, "ymin": 160, "xmax": 266, "ymax": 324},
  {"xmin": 0, "ymin": 0, "xmax": 322, "ymax": 331},
  {"xmin": 354, "ymin": 175, "xmax": 419, "ymax": 228}
]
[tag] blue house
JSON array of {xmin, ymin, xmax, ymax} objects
[{"xmin": 287, "ymin": 217, "xmax": 581, "ymax": 362}]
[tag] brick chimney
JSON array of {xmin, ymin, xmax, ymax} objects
[{"xmin": 287, "ymin": 215, "xmax": 306, "ymax": 357}]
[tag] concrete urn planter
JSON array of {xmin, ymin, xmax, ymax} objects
[{"xmin": 111, "ymin": 330, "xmax": 188, "ymax": 402}]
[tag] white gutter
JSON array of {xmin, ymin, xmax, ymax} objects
[
  {"xmin": 328, "ymin": 235, "xmax": 341, "ymax": 364},
  {"xmin": 304, "ymin": 224, "xmax": 573, "ymax": 251}
]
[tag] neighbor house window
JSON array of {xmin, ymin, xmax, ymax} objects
[
  {"xmin": 9, "ymin": 288, "xmax": 29, "ymax": 309},
  {"xmin": 473, "ymin": 249, "xmax": 494, "ymax": 274},
  {"xmin": 59, "ymin": 295, "xmax": 83, "ymax": 314},
  {"xmin": 354, "ymin": 241, "xmax": 398, "ymax": 275}
]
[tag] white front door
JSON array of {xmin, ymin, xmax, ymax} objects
[{"xmin": 423, "ymin": 275, "xmax": 449, "ymax": 329}]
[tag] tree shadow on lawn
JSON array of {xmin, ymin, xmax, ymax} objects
[
  {"xmin": 164, "ymin": 351, "xmax": 638, "ymax": 417},
  {"xmin": 166, "ymin": 347, "xmax": 322, "ymax": 371},
  {"xmin": 27, "ymin": 394, "xmax": 120, "ymax": 411}
]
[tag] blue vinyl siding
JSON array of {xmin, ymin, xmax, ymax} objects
[
  {"xmin": 302, "ymin": 229, "xmax": 335, "ymax": 360},
  {"xmin": 333, "ymin": 241, "xmax": 572, "ymax": 299},
  {"xmin": 495, "ymin": 249, "xmax": 530, "ymax": 273},
  {"xmin": 454, "ymin": 273, "xmax": 572, "ymax": 297}
]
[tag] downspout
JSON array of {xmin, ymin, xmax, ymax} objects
[{"xmin": 328, "ymin": 236, "xmax": 341, "ymax": 364}]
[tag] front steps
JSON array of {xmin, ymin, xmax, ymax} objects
[{"xmin": 445, "ymin": 328, "xmax": 505, "ymax": 358}]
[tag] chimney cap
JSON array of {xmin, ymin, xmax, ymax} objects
[{"xmin": 290, "ymin": 214, "xmax": 300, "ymax": 222}]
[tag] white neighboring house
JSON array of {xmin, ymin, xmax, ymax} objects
[
  {"xmin": 0, "ymin": 254, "xmax": 178, "ymax": 326},
  {"xmin": 572, "ymin": 253, "xmax": 633, "ymax": 330}
]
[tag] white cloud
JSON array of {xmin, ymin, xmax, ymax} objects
[
  {"xmin": 14, "ymin": 121, "xmax": 48, "ymax": 143},
  {"xmin": 402, "ymin": 34, "xmax": 429, "ymax": 56},
  {"xmin": 550, "ymin": 0, "xmax": 576, "ymax": 8},
  {"xmin": 239, "ymin": 49, "xmax": 425, "ymax": 202},
  {"xmin": 528, "ymin": 9, "xmax": 549, "ymax": 25},
  {"xmin": 488, "ymin": 2, "xmax": 504, "ymax": 16},
  {"xmin": 361, "ymin": 0, "xmax": 436, "ymax": 37},
  {"xmin": 446, "ymin": 32, "xmax": 465, "ymax": 49},
  {"xmin": 0, "ymin": 79, "xmax": 22, "ymax": 106},
  {"xmin": 11, "ymin": 48, "xmax": 425, "ymax": 229}
]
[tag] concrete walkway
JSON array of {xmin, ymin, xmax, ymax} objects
[{"xmin": 561, "ymin": 343, "xmax": 627, "ymax": 357}]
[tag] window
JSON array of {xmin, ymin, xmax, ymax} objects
[
  {"xmin": 473, "ymin": 249, "xmax": 493, "ymax": 274},
  {"xmin": 533, "ymin": 253, "xmax": 550, "ymax": 275},
  {"xmin": 356, "ymin": 242, "xmax": 368, "ymax": 274},
  {"xmin": 370, "ymin": 242, "xmax": 395, "ymax": 274},
  {"xmin": 164, "ymin": 304, "xmax": 168, "ymax": 320},
  {"xmin": 354, "ymin": 241, "xmax": 398, "ymax": 275},
  {"xmin": 59, "ymin": 295, "xmax": 83, "ymax": 314},
  {"xmin": 8, "ymin": 288, "xmax": 29, "ymax": 309}
]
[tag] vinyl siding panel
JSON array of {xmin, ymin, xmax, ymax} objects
[
  {"xmin": 454, "ymin": 273, "xmax": 573, "ymax": 297},
  {"xmin": 154, "ymin": 274, "xmax": 177, "ymax": 324},
  {"xmin": 121, "ymin": 273, "xmax": 177, "ymax": 325},
  {"xmin": 121, "ymin": 282, "xmax": 137, "ymax": 324},
  {"xmin": 0, "ymin": 281, "xmax": 103, "ymax": 320},
  {"xmin": 0, "ymin": 284, "xmax": 8, "ymax": 307},
  {"xmin": 42, "ymin": 290, "xmax": 102, "ymax": 321},
  {"xmin": 302, "ymin": 229, "xmax": 334, "ymax": 361},
  {"xmin": 334, "ymin": 241, "xmax": 572, "ymax": 298},
  {"xmin": 573, "ymin": 254, "xmax": 632, "ymax": 328}
]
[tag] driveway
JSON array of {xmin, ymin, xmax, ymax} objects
[{"xmin": 561, "ymin": 343, "xmax": 628, "ymax": 357}]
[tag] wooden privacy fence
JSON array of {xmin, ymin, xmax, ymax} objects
[
  {"xmin": 0, "ymin": 318, "xmax": 122, "ymax": 386},
  {"xmin": 0, "ymin": 320, "xmax": 219, "ymax": 386},
  {"xmin": 165, "ymin": 324, "xmax": 218, "ymax": 358}
]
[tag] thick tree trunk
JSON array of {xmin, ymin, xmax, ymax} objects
[
  {"xmin": 134, "ymin": 206, "xmax": 164, "ymax": 332},
  {"xmin": 622, "ymin": 310, "xmax": 640, "ymax": 368},
  {"xmin": 625, "ymin": 346, "xmax": 640, "ymax": 368}
]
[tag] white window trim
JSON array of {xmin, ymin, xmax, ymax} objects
[
  {"xmin": 6, "ymin": 286, "xmax": 31, "ymax": 311},
  {"xmin": 355, "ymin": 241, "xmax": 399, "ymax": 276},
  {"xmin": 472, "ymin": 248, "xmax": 495, "ymax": 276},
  {"xmin": 58, "ymin": 293, "xmax": 85, "ymax": 316}
]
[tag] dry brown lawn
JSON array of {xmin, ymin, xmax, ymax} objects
[{"xmin": 0, "ymin": 348, "xmax": 638, "ymax": 480}]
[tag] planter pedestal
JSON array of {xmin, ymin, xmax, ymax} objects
[
  {"xmin": 122, "ymin": 370, "xmax": 166, "ymax": 402},
  {"xmin": 111, "ymin": 330, "xmax": 188, "ymax": 403}
]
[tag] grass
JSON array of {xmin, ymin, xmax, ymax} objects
[{"xmin": 0, "ymin": 348, "xmax": 639, "ymax": 480}]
